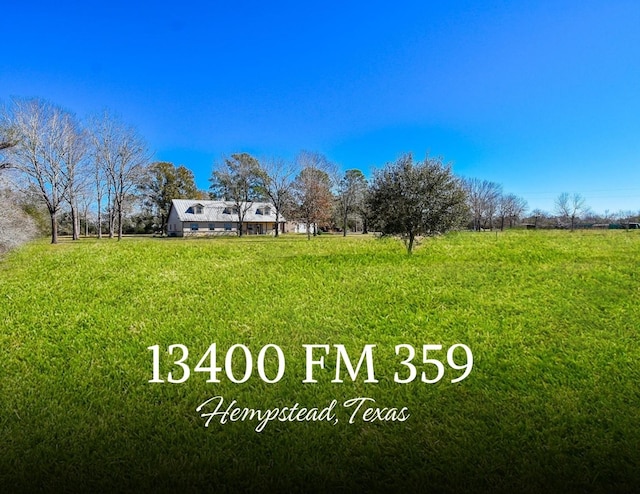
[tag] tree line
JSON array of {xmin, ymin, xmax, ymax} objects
[
  {"xmin": 2, "ymin": 96, "xmax": 638, "ymax": 254},
  {"xmin": 208, "ymin": 151, "xmax": 524, "ymax": 253},
  {"xmin": 1, "ymin": 98, "xmax": 151, "ymax": 243}
]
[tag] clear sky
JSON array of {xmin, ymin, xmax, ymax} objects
[{"xmin": 2, "ymin": 0, "xmax": 639, "ymax": 214}]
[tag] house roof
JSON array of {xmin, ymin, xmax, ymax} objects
[{"xmin": 170, "ymin": 199, "xmax": 286, "ymax": 223}]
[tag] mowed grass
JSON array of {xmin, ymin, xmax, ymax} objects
[{"xmin": 1, "ymin": 231, "xmax": 639, "ymax": 493}]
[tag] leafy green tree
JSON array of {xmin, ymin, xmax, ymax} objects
[
  {"xmin": 367, "ymin": 153, "xmax": 468, "ymax": 254},
  {"xmin": 209, "ymin": 153, "xmax": 263, "ymax": 236},
  {"xmin": 142, "ymin": 162, "xmax": 200, "ymax": 233}
]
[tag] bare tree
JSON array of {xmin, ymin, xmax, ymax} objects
[
  {"xmin": 2, "ymin": 98, "xmax": 85, "ymax": 244},
  {"xmin": 58, "ymin": 117, "xmax": 89, "ymax": 240},
  {"xmin": 77, "ymin": 190, "xmax": 94, "ymax": 237},
  {"xmin": 258, "ymin": 157, "xmax": 297, "ymax": 237},
  {"xmin": 530, "ymin": 208, "xmax": 546, "ymax": 228},
  {"xmin": 497, "ymin": 193, "xmax": 528, "ymax": 230},
  {"xmin": 89, "ymin": 111, "xmax": 149, "ymax": 240},
  {"xmin": 86, "ymin": 118, "xmax": 112, "ymax": 239},
  {"xmin": 463, "ymin": 178, "xmax": 502, "ymax": 231},
  {"xmin": 555, "ymin": 192, "xmax": 588, "ymax": 231}
]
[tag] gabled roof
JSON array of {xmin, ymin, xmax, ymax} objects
[{"xmin": 170, "ymin": 199, "xmax": 285, "ymax": 223}]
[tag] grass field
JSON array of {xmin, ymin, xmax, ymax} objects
[{"xmin": 1, "ymin": 231, "xmax": 639, "ymax": 493}]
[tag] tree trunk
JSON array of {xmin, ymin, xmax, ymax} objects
[
  {"xmin": 71, "ymin": 202, "xmax": 79, "ymax": 240},
  {"xmin": 406, "ymin": 232, "xmax": 415, "ymax": 254},
  {"xmin": 306, "ymin": 221, "xmax": 311, "ymax": 240},
  {"xmin": 343, "ymin": 213, "xmax": 348, "ymax": 237},
  {"xmin": 97, "ymin": 201, "xmax": 102, "ymax": 239},
  {"xmin": 108, "ymin": 206, "xmax": 114, "ymax": 238},
  {"xmin": 275, "ymin": 212, "xmax": 280, "ymax": 237},
  {"xmin": 107, "ymin": 189, "xmax": 114, "ymax": 238},
  {"xmin": 50, "ymin": 210, "xmax": 58, "ymax": 244},
  {"xmin": 117, "ymin": 207, "xmax": 123, "ymax": 240}
]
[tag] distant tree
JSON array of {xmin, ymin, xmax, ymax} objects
[
  {"xmin": 89, "ymin": 111, "xmax": 149, "ymax": 240},
  {"xmin": 60, "ymin": 116, "xmax": 89, "ymax": 241},
  {"xmin": 530, "ymin": 208, "xmax": 546, "ymax": 229},
  {"xmin": 616, "ymin": 209, "xmax": 640, "ymax": 226},
  {"xmin": 463, "ymin": 178, "xmax": 502, "ymax": 231},
  {"xmin": 291, "ymin": 151, "xmax": 335, "ymax": 239},
  {"xmin": 367, "ymin": 154, "xmax": 468, "ymax": 254},
  {"xmin": 555, "ymin": 192, "xmax": 588, "ymax": 231},
  {"xmin": 498, "ymin": 193, "xmax": 528, "ymax": 230},
  {"xmin": 336, "ymin": 169, "xmax": 367, "ymax": 236},
  {"xmin": 77, "ymin": 190, "xmax": 94, "ymax": 237},
  {"xmin": 142, "ymin": 162, "xmax": 200, "ymax": 233},
  {"xmin": 257, "ymin": 157, "xmax": 297, "ymax": 237},
  {"xmin": 358, "ymin": 188, "xmax": 374, "ymax": 234},
  {"xmin": 209, "ymin": 153, "xmax": 263, "ymax": 236}
]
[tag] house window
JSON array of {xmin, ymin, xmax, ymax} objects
[
  {"xmin": 194, "ymin": 205, "xmax": 203, "ymax": 214},
  {"xmin": 264, "ymin": 207, "xmax": 271, "ymax": 215},
  {"xmin": 209, "ymin": 223, "xmax": 216, "ymax": 230},
  {"xmin": 255, "ymin": 208, "xmax": 263, "ymax": 215},
  {"xmin": 223, "ymin": 207, "xmax": 231, "ymax": 214},
  {"xmin": 224, "ymin": 223, "xmax": 232, "ymax": 231},
  {"xmin": 191, "ymin": 223, "xmax": 199, "ymax": 231}
]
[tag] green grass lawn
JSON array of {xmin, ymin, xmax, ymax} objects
[{"xmin": 1, "ymin": 231, "xmax": 639, "ymax": 493}]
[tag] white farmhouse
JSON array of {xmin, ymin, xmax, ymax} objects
[{"xmin": 167, "ymin": 199, "xmax": 285, "ymax": 236}]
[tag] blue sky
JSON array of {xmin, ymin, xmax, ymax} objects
[{"xmin": 2, "ymin": 1, "xmax": 639, "ymax": 214}]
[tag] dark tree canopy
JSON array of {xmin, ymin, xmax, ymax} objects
[
  {"xmin": 142, "ymin": 161, "xmax": 200, "ymax": 233},
  {"xmin": 367, "ymin": 154, "xmax": 468, "ymax": 254},
  {"xmin": 209, "ymin": 153, "xmax": 263, "ymax": 236}
]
